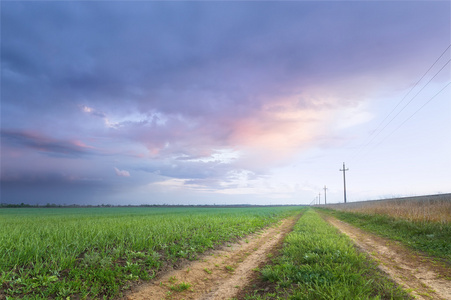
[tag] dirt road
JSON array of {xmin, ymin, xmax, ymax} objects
[
  {"xmin": 125, "ymin": 216, "xmax": 298, "ymax": 300},
  {"xmin": 324, "ymin": 215, "xmax": 451, "ymax": 300}
]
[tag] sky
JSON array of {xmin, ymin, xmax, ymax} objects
[{"xmin": 1, "ymin": 1, "xmax": 450, "ymax": 206}]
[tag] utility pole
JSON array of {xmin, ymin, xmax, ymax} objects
[
  {"xmin": 339, "ymin": 162, "xmax": 349, "ymax": 203},
  {"xmin": 318, "ymin": 193, "xmax": 321, "ymax": 205},
  {"xmin": 323, "ymin": 186, "xmax": 328, "ymax": 204}
]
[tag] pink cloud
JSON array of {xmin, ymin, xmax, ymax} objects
[{"xmin": 1, "ymin": 129, "xmax": 95, "ymax": 157}]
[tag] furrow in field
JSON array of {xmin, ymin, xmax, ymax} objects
[
  {"xmin": 124, "ymin": 216, "xmax": 298, "ymax": 300},
  {"xmin": 324, "ymin": 215, "xmax": 451, "ymax": 300}
]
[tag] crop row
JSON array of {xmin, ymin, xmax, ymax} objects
[
  {"xmin": 0, "ymin": 206, "xmax": 300, "ymax": 299},
  {"xmin": 244, "ymin": 208, "xmax": 410, "ymax": 299}
]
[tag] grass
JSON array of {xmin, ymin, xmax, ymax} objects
[
  {"xmin": 0, "ymin": 206, "xmax": 300, "ymax": 299},
  {"xmin": 225, "ymin": 265, "xmax": 235, "ymax": 273},
  {"xmin": 169, "ymin": 281, "xmax": 192, "ymax": 292},
  {"xmin": 244, "ymin": 208, "xmax": 411, "ymax": 299},
  {"xmin": 325, "ymin": 195, "xmax": 451, "ymax": 224},
  {"xmin": 319, "ymin": 208, "xmax": 451, "ymax": 262}
]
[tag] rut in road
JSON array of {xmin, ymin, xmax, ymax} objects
[
  {"xmin": 124, "ymin": 215, "xmax": 299, "ymax": 300},
  {"xmin": 324, "ymin": 215, "xmax": 451, "ymax": 300}
]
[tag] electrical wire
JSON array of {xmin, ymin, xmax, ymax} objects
[
  {"xmin": 368, "ymin": 59, "xmax": 450, "ymax": 141},
  {"xmin": 367, "ymin": 44, "xmax": 451, "ymax": 141},
  {"xmin": 373, "ymin": 81, "xmax": 451, "ymax": 149},
  {"xmin": 351, "ymin": 45, "xmax": 451, "ymax": 160}
]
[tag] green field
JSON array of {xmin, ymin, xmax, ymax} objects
[
  {"xmin": 0, "ymin": 206, "xmax": 300, "ymax": 299},
  {"xmin": 244, "ymin": 208, "xmax": 411, "ymax": 300},
  {"xmin": 3, "ymin": 205, "xmax": 443, "ymax": 299}
]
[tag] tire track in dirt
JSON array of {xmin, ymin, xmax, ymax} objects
[
  {"xmin": 124, "ymin": 215, "xmax": 299, "ymax": 300},
  {"xmin": 323, "ymin": 215, "xmax": 451, "ymax": 300}
]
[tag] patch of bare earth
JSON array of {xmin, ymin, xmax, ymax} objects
[
  {"xmin": 323, "ymin": 215, "xmax": 451, "ymax": 300},
  {"xmin": 124, "ymin": 216, "xmax": 299, "ymax": 300}
]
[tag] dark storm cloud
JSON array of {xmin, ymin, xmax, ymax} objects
[
  {"xmin": 3, "ymin": 1, "xmax": 448, "ymax": 120},
  {"xmin": 0, "ymin": 172, "xmax": 108, "ymax": 205},
  {"xmin": 1, "ymin": 1, "xmax": 449, "ymax": 204}
]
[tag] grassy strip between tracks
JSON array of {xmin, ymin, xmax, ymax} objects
[
  {"xmin": 0, "ymin": 206, "xmax": 301, "ymax": 299},
  {"xmin": 243, "ymin": 208, "xmax": 411, "ymax": 300},
  {"xmin": 317, "ymin": 207, "xmax": 451, "ymax": 262}
]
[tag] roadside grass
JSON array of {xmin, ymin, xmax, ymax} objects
[
  {"xmin": 0, "ymin": 206, "xmax": 300, "ymax": 299},
  {"xmin": 318, "ymin": 208, "xmax": 451, "ymax": 262},
  {"xmin": 323, "ymin": 195, "xmax": 450, "ymax": 224},
  {"xmin": 244, "ymin": 208, "xmax": 411, "ymax": 300}
]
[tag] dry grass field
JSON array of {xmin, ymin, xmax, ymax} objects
[{"xmin": 324, "ymin": 194, "xmax": 451, "ymax": 223}]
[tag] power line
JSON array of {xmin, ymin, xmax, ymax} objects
[
  {"xmin": 352, "ymin": 44, "xmax": 451, "ymax": 159},
  {"xmin": 324, "ymin": 185, "xmax": 328, "ymax": 204},
  {"xmin": 373, "ymin": 81, "xmax": 451, "ymax": 149},
  {"xmin": 373, "ymin": 59, "xmax": 450, "ymax": 135},
  {"xmin": 353, "ymin": 58, "xmax": 451, "ymax": 160},
  {"xmin": 339, "ymin": 162, "xmax": 349, "ymax": 203},
  {"xmin": 368, "ymin": 44, "xmax": 451, "ymax": 139}
]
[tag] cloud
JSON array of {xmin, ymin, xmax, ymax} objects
[
  {"xmin": 114, "ymin": 167, "xmax": 130, "ymax": 177},
  {"xmin": 0, "ymin": 129, "xmax": 95, "ymax": 158},
  {"xmin": 1, "ymin": 1, "xmax": 449, "ymax": 203},
  {"xmin": 0, "ymin": 171, "xmax": 110, "ymax": 205},
  {"xmin": 80, "ymin": 105, "xmax": 106, "ymax": 118}
]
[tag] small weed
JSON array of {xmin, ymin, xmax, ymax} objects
[
  {"xmin": 417, "ymin": 292, "xmax": 432, "ymax": 298},
  {"xmin": 225, "ymin": 265, "xmax": 235, "ymax": 272},
  {"xmin": 170, "ymin": 282, "xmax": 192, "ymax": 292},
  {"xmin": 203, "ymin": 268, "xmax": 212, "ymax": 274}
]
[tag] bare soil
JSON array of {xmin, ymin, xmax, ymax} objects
[
  {"xmin": 124, "ymin": 216, "xmax": 299, "ymax": 300},
  {"xmin": 323, "ymin": 215, "xmax": 451, "ymax": 300}
]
